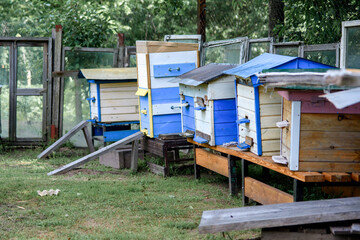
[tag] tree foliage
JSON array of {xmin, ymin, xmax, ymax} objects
[
  {"xmin": 275, "ymin": 0, "xmax": 360, "ymax": 44},
  {"xmin": 1, "ymin": 0, "xmax": 360, "ymax": 47}
]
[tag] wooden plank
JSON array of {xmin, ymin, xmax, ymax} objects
[
  {"xmin": 147, "ymin": 162, "xmax": 165, "ymax": 176},
  {"xmin": 262, "ymin": 230, "xmax": 352, "ymax": 240},
  {"xmin": 198, "ymin": 197, "xmax": 360, "ymax": 234},
  {"xmin": 301, "ymin": 114, "xmax": 360, "ymax": 132},
  {"xmin": 100, "ymin": 98, "xmax": 138, "ymax": 107},
  {"xmin": 244, "ymin": 177, "xmax": 293, "ymax": 205},
  {"xmin": 37, "ymin": 120, "xmax": 89, "ymax": 159},
  {"xmin": 196, "ymin": 148, "xmax": 229, "ymax": 177},
  {"xmin": 130, "ymin": 139, "xmax": 139, "ymax": 171},
  {"xmin": 352, "ymin": 173, "xmax": 360, "ymax": 182},
  {"xmin": 47, "ymin": 131, "xmax": 143, "ymax": 175},
  {"xmin": 188, "ymin": 138, "xmax": 324, "ymax": 182},
  {"xmin": 299, "ymin": 149, "xmax": 360, "ymax": 162},
  {"xmin": 323, "ymin": 172, "xmax": 352, "ymax": 182},
  {"xmin": 299, "ymin": 131, "xmax": 360, "ymax": 150},
  {"xmin": 52, "ymin": 70, "xmax": 79, "ymax": 78},
  {"xmin": 101, "ymin": 114, "xmax": 139, "ymax": 122},
  {"xmin": 136, "ymin": 41, "xmax": 198, "ymax": 54},
  {"xmin": 82, "ymin": 125, "xmax": 95, "ymax": 153},
  {"xmin": 51, "ymin": 26, "xmax": 63, "ymax": 139},
  {"xmin": 299, "ymin": 162, "xmax": 360, "ymax": 172}
]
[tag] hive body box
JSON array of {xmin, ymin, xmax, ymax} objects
[
  {"xmin": 135, "ymin": 41, "xmax": 199, "ymax": 138},
  {"xmin": 173, "ymin": 64, "xmax": 238, "ymax": 146},
  {"xmin": 79, "ymin": 68, "xmax": 139, "ymax": 141},
  {"xmin": 278, "ymin": 90, "xmax": 360, "ymax": 172},
  {"xmin": 223, "ymin": 53, "xmax": 335, "ymax": 156}
]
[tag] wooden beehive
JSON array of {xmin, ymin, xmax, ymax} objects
[
  {"xmin": 80, "ymin": 68, "xmax": 139, "ymax": 123},
  {"xmin": 173, "ymin": 63, "xmax": 238, "ymax": 146},
  {"xmin": 223, "ymin": 53, "xmax": 335, "ymax": 156},
  {"xmin": 278, "ymin": 89, "xmax": 360, "ymax": 172},
  {"xmin": 135, "ymin": 41, "xmax": 199, "ymax": 138}
]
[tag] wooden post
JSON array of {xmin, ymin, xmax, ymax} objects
[
  {"xmin": 293, "ymin": 179, "xmax": 304, "ymax": 202},
  {"xmin": 117, "ymin": 33, "xmax": 125, "ymax": 68},
  {"xmin": 197, "ymin": 0, "xmax": 206, "ymax": 42},
  {"xmin": 51, "ymin": 25, "xmax": 63, "ymax": 139},
  {"xmin": 194, "ymin": 145, "xmax": 201, "ymax": 180},
  {"xmin": 228, "ymin": 155, "xmax": 238, "ymax": 196},
  {"xmin": 81, "ymin": 125, "xmax": 95, "ymax": 153},
  {"xmin": 130, "ymin": 139, "xmax": 139, "ymax": 171},
  {"xmin": 241, "ymin": 159, "xmax": 249, "ymax": 205}
]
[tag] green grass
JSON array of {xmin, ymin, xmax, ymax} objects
[{"xmin": 0, "ymin": 148, "xmax": 260, "ymax": 239}]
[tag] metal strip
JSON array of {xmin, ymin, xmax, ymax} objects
[
  {"xmin": 254, "ymin": 86, "xmax": 262, "ymax": 156},
  {"xmin": 289, "ymin": 101, "xmax": 301, "ymax": 171}
]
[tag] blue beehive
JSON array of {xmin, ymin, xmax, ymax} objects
[
  {"xmin": 79, "ymin": 68, "xmax": 140, "ymax": 142},
  {"xmin": 223, "ymin": 53, "xmax": 335, "ymax": 156},
  {"xmin": 171, "ymin": 63, "xmax": 239, "ymax": 146},
  {"xmin": 135, "ymin": 41, "xmax": 200, "ymax": 138}
]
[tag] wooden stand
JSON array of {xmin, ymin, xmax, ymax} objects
[
  {"xmin": 188, "ymin": 138, "xmax": 360, "ymax": 203},
  {"xmin": 143, "ymin": 135, "xmax": 194, "ymax": 176}
]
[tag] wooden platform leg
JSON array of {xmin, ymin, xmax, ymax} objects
[
  {"xmin": 82, "ymin": 126, "xmax": 95, "ymax": 153},
  {"xmin": 242, "ymin": 159, "xmax": 249, "ymax": 205},
  {"xmin": 164, "ymin": 145, "xmax": 169, "ymax": 177},
  {"xmin": 130, "ymin": 139, "xmax": 139, "ymax": 171},
  {"xmin": 228, "ymin": 155, "xmax": 238, "ymax": 196},
  {"xmin": 293, "ymin": 179, "xmax": 304, "ymax": 202},
  {"xmin": 194, "ymin": 145, "xmax": 201, "ymax": 180}
]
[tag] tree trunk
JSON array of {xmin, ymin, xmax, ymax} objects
[{"xmin": 268, "ymin": 0, "xmax": 284, "ymax": 38}]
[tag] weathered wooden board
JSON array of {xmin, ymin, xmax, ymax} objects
[
  {"xmin": 262, "ymin": 230, "xmax": 358, "ymax": 240},
  {"xmin": 199, "ymin": 197, "xmax": 360, "ymax": 234},
  {"xmin": 299, "ymin": 162, "xmax": 360, "ymax": 172},
  {"xmin": 244, "ymin": 177, "xmax": 293, "ymax": 205},
  {"xmin": 196, "ymin": 148, "xmax": 229, "ymax": 177},
  {"xmin": 38, "ymin": 120, "xmax": 90, "ymax": 159},
  {"xmin": 323, "ymin": 172, "xmax": 352, "ymax": 182},
  {"xmin": 188, "ymin": 138, "xmax": 324, "ymax": 182},
  {"xmin": 352, "ymin": 173, "xmax": 360, "ymax": 182},
  {"xmin": 136, "ymin": 41, "xmax": 198, "ymax": 54},
  {"xmin": 47, "ymin": 131, "xmax": 143, "ymax": 175}
]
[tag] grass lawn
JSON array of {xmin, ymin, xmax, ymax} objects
[{"xmin": 0, "ymin": 147, "xmax": 260, "ymax": 239}]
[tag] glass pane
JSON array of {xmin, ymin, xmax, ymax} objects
[
  {"xmin": 17, "ymin": 46, "xmax": 44, "ymax": 88},
  {"xmin": 275, "ymin": 47, "xmax": 299, "ymax": 57},
  {"xmin": 129, "ymin": 55, "xmax": 137, "ymax": 67},
  {"xmin": 305, "ymin": 50, "xmax": 336, "ymax": 67},
  {"xmin": 16, "ymin": 96, "xmax": 43, "ymax": 138},
  {"xmin": 204, "ymin": 42, "xmax": 246, "ymax": 65},
  {"xmin": 63, "ymin": 50, "xmax": 115, "ymax": 147},
  {"xmin": 0, "ymin": 46, "xmax": 10, "ymax": 138},
  {"xmin": 249, "ymin": 42, "xmax": 270, "ymax": 60},
  {"xmin": 346, "ymin": 26, "xmax": 360, "ymax": 68}
]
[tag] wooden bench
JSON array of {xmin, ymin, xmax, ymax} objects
[
  {"xmin": 199, "ymin": 196, "xmax": 360, "ymax": 239},
  {"xmin": 188, "ymin": 138, "xmax": 360, "ymax": 203}
]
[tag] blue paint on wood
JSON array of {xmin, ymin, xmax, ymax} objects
[
  {"xmin": 96, "ymin": 83, "xmax": 101, "ymax": 122},
  {"xmin": 213, "ymin": 99, "xmax": 236, "ymax": 110},
  {"xmin": 214, "ymin": 109, "xmax": 237, "ymax": 123},
  {"xmin": 103, "ymin": 129, "xmax": 139, "ymax": 142},
  {"xmin": 234, "ymin": 79, "xmax": 240, "ymax": 146},
  {"xmin": 193, "ymin": 136, "xmax": 209, "ymax": 144},
  {"xmin": 96, "ymin": 121, "xmax": 139, "ymax": 126},
  {"xmin": 139, "ymin": 94, "xmax": 150, "ymax": 132},
  {"xmin": 88, "ymin": 83, "xmax": 92, "ymax": 121},
  {"xmin": 153, "ymin": 114, "xmax": 182, "ymax": 137},
  {"xmin": 153, "ymin": 63, "xmax": 196, "ymax": 78},
  {"xmin": 254, "ymin": 86, "xmax": 262, "ymax": 155},
  {"xmin": 213, "ymin": 99, "xmax": 237, "ymax": 145},
  {"xmin": 238, "ymin": 142, "xmax": 251, "ymax": 149},
  {"xmin": 151, "ymin": 87, "xmax": 180, "ymax": 104},
  {"xmin": 182, "ymin": 96, "xmax": 195, "ymax": 132},
  {"xmin": 236, "ymin": 118, "xmax": 250, "ymax": 124},
  {"xmin": 214, "ymin": 122, "xmax": 237, "ymax": 136}
]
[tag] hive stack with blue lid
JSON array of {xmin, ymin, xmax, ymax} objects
[
  {"xmin": 79, "ymin": 68, "xmax": 139, "ymax": 142},
  {"xmin": 223, "ymin": 53, "xmax": 335, "ymax": 156},
  {"xmin": 171, "ymin": 63, "xmax": 239, "ymax": 146},
  {"xmin": 135, "ymin": 41, "xmax": 200, "ymax": 138}
]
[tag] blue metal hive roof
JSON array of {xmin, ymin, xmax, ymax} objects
[{"xmin": 223, "ymin": 53, "xmax": 297, "ymax": 79}]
